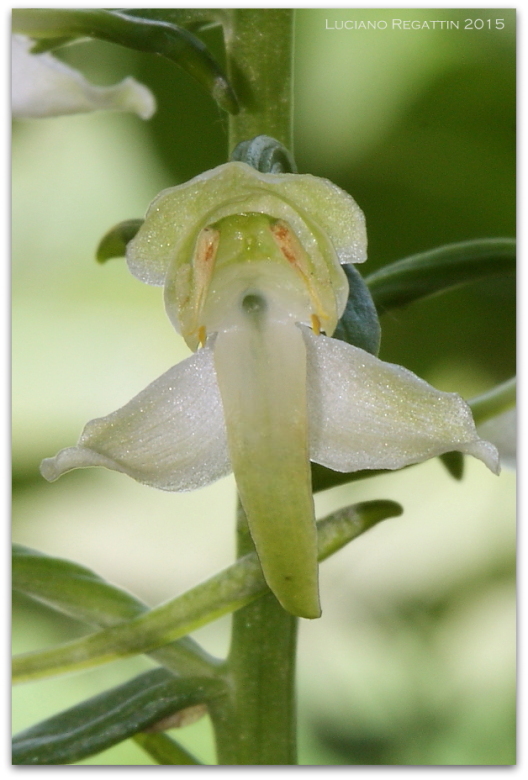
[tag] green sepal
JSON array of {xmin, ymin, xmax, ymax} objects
[
  {"xmin": 332, "ymin": 263, "xmax": 381, "ymax": 354},
  {"xmin": 12, "ymin": 668, "xmax": 220, "ymax": 765},
  {"xmin": 96, "ymin": 219, "xmax": 144, "ymax": 263},
  {"xmin": 133, "ymin": 732, "xmax": 202, "ymax": 765},
  {"xmin": 439, "ymin": 451, "xmax": 465, "ymax": 480},
  {"xmin": 12, "ymin": 8, "xmax": 239, "ymax": 114},
  {"xmin": 12, "ymin": 500, "xmax": 401, "ymax": 684},
  {"xmin": 366, "ymin": 238, "xmax": 515, "ymax": 313}
]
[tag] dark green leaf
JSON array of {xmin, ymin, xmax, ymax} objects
[
  {"xmin": 312, "ymin": 463, "xmax": 389, "ymax": 493},
  {"xmin": 96, "ymin": 219, "xmax": 143, "ymax": 262},
  {"xmin": 439, "ymin": 451, "xmax": 465, "ymax": 480},
  {"xmin": 333, "ymin": 263, "xmax": 381, "ymax": 355},
  {"xmin": 12, "ymin": 8, "xmax": 239, "ymax": 114},
  {"xmin": 366, "ymin": 238, "xmax": 515, "ymax": 313},
  {"xmin": 12, "ymin": 669, "xmax": 223, "ymax": 765},
  {"xmin": 121, "ymin": 8, "xmax": 227, "ymax": 33}
]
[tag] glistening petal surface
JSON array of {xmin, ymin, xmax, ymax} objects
[
  {"xmin": 127, "ymin": 162, "xmax": 366, "ymax": 287},
  {"xmin": 303, "ymin": 328, "xmax": 500, "ymax": 474},
  {"xmin": 40, "ymin": 346, "xmax": 230, "ymax": 491},
  {"xmin": 12, "ymin": 35, "xmax": 155, "ymax": 119}
]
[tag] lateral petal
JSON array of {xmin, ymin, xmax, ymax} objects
[
  {"xmin": 303, "ymin": 328, "xmax": 500, "ymax": 475},
  {"xmin": 40, "ymin": 346, "xmax": 230, "ymax": 491}
]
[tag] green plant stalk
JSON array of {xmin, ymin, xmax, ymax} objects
[
  {"xmin": 213, "ymin": 505, "xmax": 298, "ymax": 765},
  {"xmin": 209, "ymin": 9, "xmax": 298, "ymax": 765},
  {"xmin": 223, "ymin": 9, "xmax": 294, "ymax": 152}
]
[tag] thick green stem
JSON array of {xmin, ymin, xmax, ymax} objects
[
  {"xmin": 224, "ymin": 9, "xmax": 294, "ymax": 152},
  {"xmin": 213, "ymin": 505, "xmax": 298, "ymax": 765},
  {"xmin": 209, "ymin": 10, "xmax": 298, "ymax": 765}
]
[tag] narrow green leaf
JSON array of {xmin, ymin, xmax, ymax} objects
[
  {"xmin": 12, "ymin": 544, "xmax": 219, "ymax": 679},
  {"xmin": 366, "ymin": 238, "xmax": 515, "ymax": 313},
  {"xmin": 12, "ymin": 500, "xmax": 401, "ymax": 684},
  {"xmin": 317, "ymin": 500, "xmax": 402, "ymax": 562},
  {"xmin": 12, "ymin": 544, "xmax": 144, "ymax": 627},
  {"xmin": 12, "ymin": 669, "xmax": 221, "ymax": 765},
  {"xmin": 121, "ymin": 8, "xmax": 228, "ymax": 33},
  {"xmin": 96, "ymin": 219, "xmax": 143, "ymax": 262},
  {"xmin": 12, "ymin": 8, "xmax": 239, "ymax": 114},
  {"xmin": 133, "ymin": 732, "xmax": 202, "ymax": 765}
]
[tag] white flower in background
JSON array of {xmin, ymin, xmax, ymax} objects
[
  {"xmin": 40, "ymin": 162, "xmax": 499, "ymax": 618},
  {"xmin": 12, "ymin": 34, "xmax": 155, "ymax": 119},
  {"xmin": 478, "ymin": 407, "xmax": 516, "ymax": 470}
]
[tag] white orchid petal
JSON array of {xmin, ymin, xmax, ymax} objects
[
  {"xmin": 12, "ymin": 35, "xmax": 156, "ymax": 119},
  {"xmin": 213, "ymin": 307, "xmax": 320, "ymax": 619},
  {"xmin": 303, "ymin": 328, "xmax": 500, "ymax": 474},
  {"xmin": 40, "ymin": 346, "xmax": 230, "ymax": 490}
]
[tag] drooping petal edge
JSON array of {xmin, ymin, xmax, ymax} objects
[
  {"xmin": 477, "ymin": 407, "xmax": 516, "ymax": 470},
  {"xmin": 303, "ymin": 327, "xmax": 500, "ymax": 475},
  {"xmin": 40, "ymin": 345, "xmax": 230, "ymax": 491}
]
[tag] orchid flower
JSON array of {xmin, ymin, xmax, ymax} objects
[
  {"xmin": 40, "ymin": 162, "xmax": 499, "ymax": 619},
  {"xmin": 12, "ymin": 34, "xmax": 155, "ymax": 119}
]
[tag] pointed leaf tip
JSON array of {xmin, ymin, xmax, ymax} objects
[{"xmin": 96, "ymin": 219, "xmax": 144, "ymax": 262}]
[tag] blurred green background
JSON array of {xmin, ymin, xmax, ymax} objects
[{"xmin": 12, "ymin": 8, "xmax": 515, "ymax": 766}]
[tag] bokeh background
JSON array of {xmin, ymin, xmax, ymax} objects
[{"xmin": 12, "ymin": 8, "xmax": 516, "ymax": 765}]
